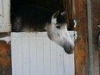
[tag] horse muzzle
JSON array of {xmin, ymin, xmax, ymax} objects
[{"xmin": 62, "ymin": 43, "xmax": 74, "ymax": 54}]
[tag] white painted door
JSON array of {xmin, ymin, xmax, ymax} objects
[
  {"xmin": 0, "ymin": 0, "xmax": 11, "ymax": 32},
  {"xmin": 11, "ymin": 32, "xmax": 75, "ymax": 75}
]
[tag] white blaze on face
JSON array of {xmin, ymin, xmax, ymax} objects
[{"xmin": 47, "ymin": 11, "xmax": 74, "ymax": 54}]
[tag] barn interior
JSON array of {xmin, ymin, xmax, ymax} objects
[
  {"xmin": 11, "ymin": 0, "xmax": 75, "ymax": 31},
  {"xmin": 11, "ymin": 0, "xmax": 64, "ymax": 15},
  {"xmin": 11, "ymin": 0, "xmax": 66, "ymax": 32}
]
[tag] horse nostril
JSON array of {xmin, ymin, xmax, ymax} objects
[
  {"xmin": 64, "ymin": 49, "xmax": 73, "ymax": 54},
  {"xmin": 63, "ymin": 45, "xmax": 74, "ymax": 54}
]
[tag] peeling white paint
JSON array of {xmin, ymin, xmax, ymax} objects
[{"xmin": 0, "ymin": 0, "xmax": 11, "ymax": 32}]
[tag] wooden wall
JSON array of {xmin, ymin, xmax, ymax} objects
[
  {"xmin": 64, "ymin": 0, "xmax": 88, "ymax": 75},
  {"xmin": 0, "ymin": 40, "xmax": 11, "ymax": 75},
  {"xmin": 65, "ymin": 0, "xmax": 100, "ymax": 75},
  {"xmin": 74, "ymin": 0, "xmax": 88, "ymax": 75},
  {"xmin": 74, "ymin": 0, "xmax": 100, "ymax": 75},
  {"xmin": 91, "ymin": 0, "xmax": 100, "ymax": 75}
]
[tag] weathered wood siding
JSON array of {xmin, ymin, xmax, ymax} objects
[
  {"xmin": 91, "ymin": 0, "xmax": 100, "ymax": 75},
  {"xmin": 73, "ymin": 0, "xmax": 100, "ymax": 75},
  {"xmin": 0, "ymin": 0, "xmax": 11, "ymax": 32}
]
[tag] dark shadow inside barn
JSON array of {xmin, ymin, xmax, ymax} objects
[
  {"xmin": 11, "ymin": 0, "xmax": 65, "ymax": 32},
  {"xmin": 11, "ymin": 0, "xmax": 64, "ymax": 12}
]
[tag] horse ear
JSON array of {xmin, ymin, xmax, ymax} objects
[
  {"xmin": 52, "ymin": 11, "xmax": 60, "ymax": 18},
  {"xmin": 51, "ymin": 11, "xmax": 60, "ymax": 24},
  {"xmin": 98, "ymin": 25, "xmax": 100, "ymax": 28},
  {"xmin": 61, "ymin": 12, "xmax": 66, "ymax": 16}
]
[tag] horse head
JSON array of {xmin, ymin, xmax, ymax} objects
[{"xmin": 47, "ymin": 11, "xmax": 74, "ymax": 54}]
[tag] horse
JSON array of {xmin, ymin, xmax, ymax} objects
[{"xmin": 11, "ymin": 5, "xmax": 74, "ymax": 54}]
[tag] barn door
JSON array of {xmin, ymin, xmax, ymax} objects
[
  {"xmin": 11, "ymin": 32, "xmax": 76, "ymax": 75},
  {"xmin": 0, "ymin": 0, "xmax": 11, "ymax": 32}
]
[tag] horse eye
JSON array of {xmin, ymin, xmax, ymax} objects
[{"xmin": 56, "ymin": 25, "xmax": 61, "ymax": 29}]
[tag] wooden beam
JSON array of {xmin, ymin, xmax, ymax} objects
[
  {"xmin": 91, "ymin": 0, "xmax": 100, "ymax": 75},
  {"xmin": 87, "ymin": 0, "xmax": 94, "ymax": 75},
  {"xmin": 64, "ymin": 0, "xmax": 74, "ymax": 30},
  {"xmin": 74, "ymin": 0, "xmax": 88, "ymax": 75}
]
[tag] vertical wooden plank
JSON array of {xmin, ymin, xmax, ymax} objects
[
  {"xmin": 87, "ymin": 0, "xmax": 94, "ymax": 75},
  {"xmin": 50, "ymin": 42, "xmax": 58, "ymax": 75},
  {"xmin": 0, "ymin": 0, "xmax": 11, "ymax": 32},
  {"xmin": 64, "ymin": 0, "xmax": 75, "ymax": 30},
  {"xmin": 29, "ymin": 37, "xmax": 37, "ymax": 75},
  {"xmin": 11, "ymin": 36, "xmax": 23, "ymax": 75},
  {"xmin": 43, "ymin": 37, "xmax": 51, "ymax": 75},
  {"xmin": 3, "ymin": 0, "xmax": 10, "ymax": 24},
  {"xmin": 56, "ymin": 46, "xmax": 65, "ymax": 75},
  {"xmin": 74, "ymin": 0, "xmax": 88, "ymax": 75},
  {"xmin": 0, "ymin": 0, "xmax": 3, "ymax": 16},
  {"xmin": 22, "ymin": 37, "xmax": 30, "ymax": 75},
  {"xmin": 91, "ymin": 0, "xmax": 100, "ymax": 75},
  {"xmin": 36, "ymin": 37, "xmax": 44, "ymax": 75},
  {"xmin": 64, "ymin": 53, "xmax": 75, "ymax": 75}
]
